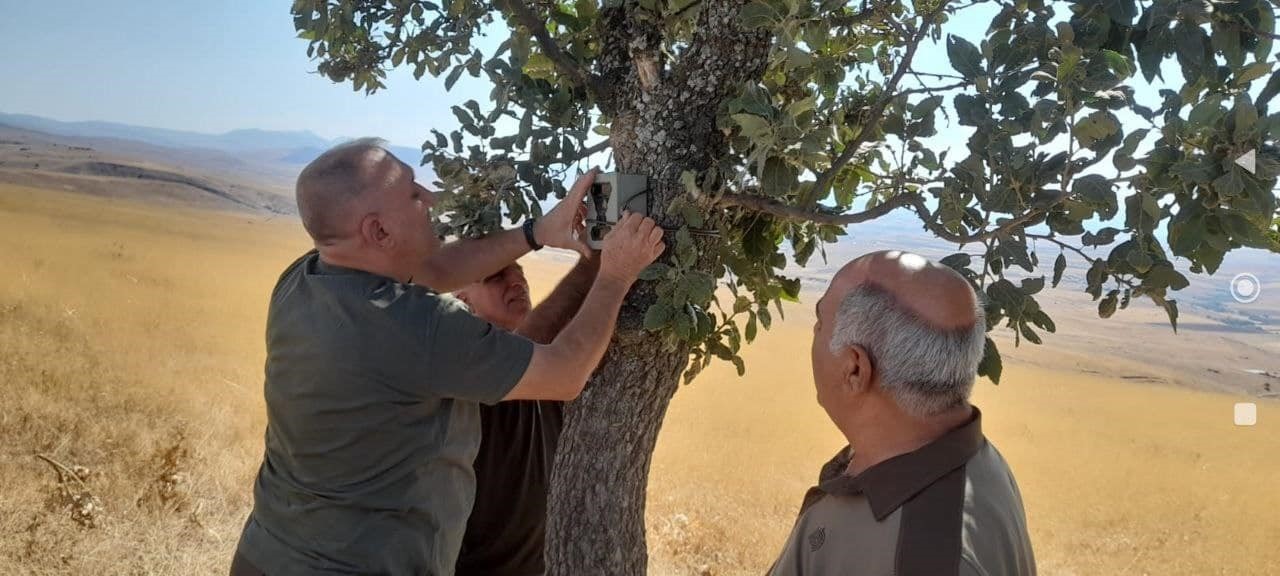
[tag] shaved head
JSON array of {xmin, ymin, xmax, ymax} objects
[
  {"xmin": 828, "ymin": 250, "xmax": 980, "ymax": 330},
  {"xmin": 296, "ymin": 137, "xmax": 395, "ymax": 245}
]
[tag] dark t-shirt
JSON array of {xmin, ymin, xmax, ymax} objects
[
  {"xmin": 456, "ymin": 400, "xmax": 564, "ymax": 576},
  {"xmin": 235, "ymin": 251, "xmax": 534, "ymax": 576}
]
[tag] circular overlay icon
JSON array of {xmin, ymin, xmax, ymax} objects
[{"xmin": 1230, "ymin": 273, "xmax": 1261, "ymax": 304}]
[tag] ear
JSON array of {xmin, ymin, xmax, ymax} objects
[
  {"xmin": 359, "ymin": 213, "xmax": 392, "ymax": 249},
  {"xmin": 841, "ymin": 344, "xmax": 874, "ymax": 395},
  {"xmin": 454, "ymin": 291, "xmax": 471, "ymax": 305}
]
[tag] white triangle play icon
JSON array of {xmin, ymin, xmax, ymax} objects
[{"xmin": 1234, "ymin": 149, "xmax": 1256, "ymax": 174}]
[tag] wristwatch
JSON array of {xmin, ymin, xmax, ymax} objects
[{"xmin": 522, "ymin": 218, "xmax": 543, "ymax": 251}]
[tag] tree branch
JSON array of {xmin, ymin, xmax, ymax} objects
[
  {"xmin": 716, "ymin": 185, "xmax": 1058, "ymax": 244},
  {"xmin": 507, "ymin": 1, "xmax": 605, "ymax": 98},
  {"xmin": 714, "ymin": 191, "xmax": 922, "ymax": 226},
  {"xmin": 803, "ymin": 1, "xmax": 952, "ymax": 206},
  {"xmin": 898, "ymin": 81, "xmax": 968, "ymax": 96},
  {"xmin": 574, "ymin": 139, "xmax": 611, "ymax": 162},
  {"xmin": 908, "ymin": 197, "xmax": 1051, "ymax": 244}
]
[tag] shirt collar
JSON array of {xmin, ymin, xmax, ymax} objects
[{"xmin": 815, "ymin": 406, "xmax": 986, "ymax": 521}]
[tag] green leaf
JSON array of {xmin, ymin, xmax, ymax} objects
[
  {"xmin": 977, "ymin": 337, "xmax": 1002, "ymax": 384},
  {"xmin": 1126, "ymin": 248, "xmax": 1154, "ymax": 273},
  {"xmin": 739, "ymin": 1, "xmax": 780, "ymax": 28},
  {"xmin": 1102, "ymin": 0, "xmax": 1138, "ymax": 25},
  {"xmin": 940, "ymin": 253, "xmax": 972, "ymax": 271},
  {"xmin": 954, "ymin": 94, "xmax": 987, "ymax": 127},
  {"xmin": 1188, "ymin": 94, "xmax": 1225, "ymax": 128},
  {"xmin": 1085, "ymin": 260, "xmax": 1108, "ymax": 300},
  {"xmin": 732, "ymin": 113, "xmax": 772, "ymax": 139},
  {"xmin": 1052, "ymin": 252, "xmax": 1067, "ymax": 288},
  {"xmin": 914, "ymin": 95, "xmax": 944, "ymax": 119},
  {"xmin": 639, "ymin": 263, "xmax": 670, "ymax": 281},
  {"xmin": 1212, "ymin": 23, "xmax": 1244, "ymax": 69},
  {"xmin": 947, "ymin": 35, "xmax": 984, "ymax": 80},
  {"xmin": 1021, "ymin": 276, "xmax": 1046, "ymax": 295},
  {"xmin": 1073, "ymin": 110, "xmax": 1120, "ymax": 149},
  {"xmin": 445, "ymin": 64, "xmax": 465, "ymax": 91},
  {"xmin": 1073, "ymin": 175, "xmax": 1118, "ymax": 219},
  {"xmin": 1174, "ymin": 22, "xmax": 1207, "ymax": 75},
  {"xmin": 1100, "ymin": 49, "xmax": 1133, "ymax": 79},
  {"xmin": 680, "ymin": 170, "xmax": 699, "ymax": 195},
  {"xmin": 1163, "ymin": 299, "xmax": 1179, "ymax": 333},
  {"xmin": 731, "ymin": 355, "xmax": 746, "ymax": 376},
  {"xmin": 1257, "ymin": 1, "xmax": 1275, "ymax": 62},
  {"xmin": 1098, "ymin": 291, "xmax": 1118, "ymax": 318},
  {"xmin": 1020, "ymin": 323, "xmax": 1043, "ymax": 345},
  {"xmin": 761, "ymin": 157, "xmax": 797, "ymax": 196},
  {"xmin": 644, "ymin": 300, "xmax": 674, "ymax": 330},
  {"xmin": 1083, "ymin": 227, "xmax": 1121, "ymax": 247},
  {"xmin": 524, "ymin": 52, "xmax": 556, "ymax": 80},
  {"xmin": 1233, "ymin": 95, "xmax": 1259, "ymax": 142}
]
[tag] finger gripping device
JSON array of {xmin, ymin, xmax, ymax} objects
[{"xmin": 584, "ymin": 172, "xmax": 649, "ymax": 249}]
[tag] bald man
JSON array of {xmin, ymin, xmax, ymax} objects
[
  {"xmin": 768, "ymin": 251, "xmax": 1035, "ymax": 576},
  {"xmin": 231, "ymin": 139, "xmax": 664, "ymax": 576}
]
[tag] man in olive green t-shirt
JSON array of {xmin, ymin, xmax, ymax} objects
[{"xmin": 231, "ymin": 139, "xmax": 665, "ymax": 576}]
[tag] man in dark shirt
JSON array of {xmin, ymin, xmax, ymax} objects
[
  {"xmin": 452, "ymin": 257, "xmax": 597, "ymax": 576},
  {"xmin": 231, "ymin": 139, "xmax": 666, "ymax": 576}
]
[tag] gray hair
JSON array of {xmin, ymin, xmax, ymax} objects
[{"xmin": 829, "ymin": 283, "xmax": 986, "ymax": 418}]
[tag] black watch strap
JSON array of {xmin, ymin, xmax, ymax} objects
[{"xmin": 522, "ymin": 218, "xmax": 543, "ymax": 251}]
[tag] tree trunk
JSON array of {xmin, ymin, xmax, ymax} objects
[
  {"xmin": 545, "ymin": 3, "xmax": 772, "ymax": 574},
  {"xmin": 545, "ymin": 331, "xmax": 688, "ymax": 575}
]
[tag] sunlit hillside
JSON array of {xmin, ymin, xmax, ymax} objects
[{"xmin": 1, "ymin": 183, "xmax": 1276, "ymax": 575}]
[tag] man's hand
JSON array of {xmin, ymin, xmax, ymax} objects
[
  {"xmin": 504, "ymin": 212, "xmax": 665, "ymax": 402},
  {"xmin": 534, "ymin": 169, "xmax": 597, "ymax": 258},
  {"xmin": 598, "ymin": 211, "xmax": 665, "ymax": 287}
]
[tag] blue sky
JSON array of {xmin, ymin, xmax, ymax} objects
[
  {"xmin": 0, "ymin": 2, "xmax": 1012, "ymax": 153},
  {"xmin": 0, "ymin": 1, "xmax": 488, "ymax": 148}
]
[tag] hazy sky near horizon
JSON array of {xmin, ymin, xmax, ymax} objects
[{"xmin": 0, "ymin": 1, "xmax": 493, "ymax": 147}]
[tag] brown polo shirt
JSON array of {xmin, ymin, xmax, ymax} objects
[{"xmin": 768, "ymin": 408, "xmax": 1035, "ymax": 576}]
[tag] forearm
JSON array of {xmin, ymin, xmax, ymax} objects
[
  {"xmin": 517, "ymin": 255, "xmax": 600, "ymax": 344},
  {"xmin": 508, "ymin": 276, "xmax": 629, "ymax": 401},
  {"xmin": 418, "ymin": 228, "xmax": 529, "ymax": 292}
]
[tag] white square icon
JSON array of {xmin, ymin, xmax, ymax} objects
[{"xmin": 1234, "ymin": 403, "xmax": 1257, "ymax": 427}]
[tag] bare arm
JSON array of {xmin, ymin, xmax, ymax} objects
[
  {"xmin": 417, "ymin": 170, "xmax": 599, "ymax": 292},
  {"xmin": 503, "ymin": 213, "xmax": 664, "ymax": 401},
  {"xmin": 418, "ymin": 228, "xmax": 530, "ymax": 292},
  {"xmin": 516, "ymin": 254, "xmax": 599, "ymax": 345}
]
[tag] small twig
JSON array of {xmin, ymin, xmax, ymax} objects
[{"xmin": 36, "ymin": 453, "xmax": 89, "ymax": 490}]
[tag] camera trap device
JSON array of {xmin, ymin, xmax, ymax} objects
[{"xmin": 584, "ymin": 172, "xmax": 650, "ymax": 249}]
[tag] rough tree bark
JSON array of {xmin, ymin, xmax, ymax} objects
[{"xmin": 546, "ymin": 2, "xmax": 772, "ymax": 574}]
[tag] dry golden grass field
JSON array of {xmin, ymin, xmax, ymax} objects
[{"xmin": 1, "ymin": 182, "xmax": 1277, "ymax": 575}]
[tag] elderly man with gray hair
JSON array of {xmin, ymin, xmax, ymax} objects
[{"xmin": 768, "ymin": 250, "xmax": 1036, "ymax": 576}]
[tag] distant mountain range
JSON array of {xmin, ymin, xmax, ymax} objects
[{"xmin": 0, "ymin": 112, "xmax": 428, "ymax": 175}]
